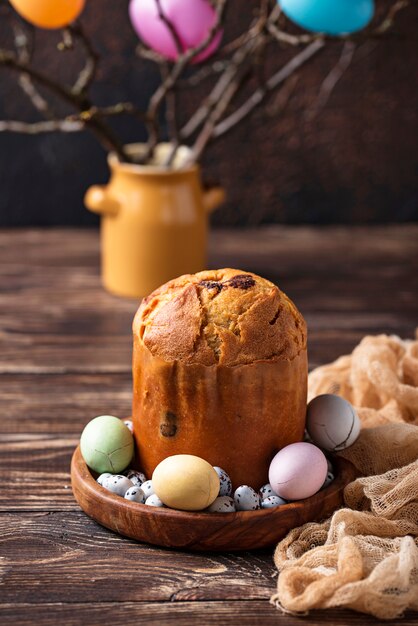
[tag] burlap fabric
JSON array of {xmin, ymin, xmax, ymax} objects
[{"xmin": 271, "ymin": 333, "xmax": 418, "ymax": 620}]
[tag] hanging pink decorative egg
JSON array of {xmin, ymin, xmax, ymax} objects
[{"xmin": 129, "ymin": 0, "xmax": 223, "ymax": 63}]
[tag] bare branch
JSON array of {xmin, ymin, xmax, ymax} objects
[
  {"xmin": 0, "ymin": 119, "xmax": 84, "ymax": 133},
  {"xmin": 180, "ymin": 3, "xmax": 270, "ymax": 140},
  {"xmin": 305, "ymin": 40, "xmax": 356, "ymax": 122},
  {"xmin": 69, "ymin": 22, "xmax": 99, "ymax": 95},
  {"xmin": 179, "ymin": 60, "xmax": 229, "ymax": 88},
  {"xmin": 180, "ymin": 38, "xmax": 258, "ymax": 139},
  {"xmin": 11, "ymin": 19, "xmax": 57, "ymax": 119},
  {"xmin": 373, "ymin": 0, "xmax": 410, "ymax": 36},
  {"xmin": 213, "ymin": 38, "xmax": 325, "ymax": 140},
  {"xmin": 137, "ymin": 44, "xmax": 168, "ymax": 64},
  {"xmin": 155, "ymin": 0, "xmax": 184, "ymax": 55},
  {"xmin": 0, "ymin": 48, "xmax": 131, "ymax": 161},
  {"xmin": 267, "ymin": 21, "xmax": 318, "ymax": 46},
  {"xmin": 189, "ymin": 64, "xmax": 253, "ymax": 162},
  {"xmin": 144, "ymin": 0, "xmax": 227, "ymax": 159}
]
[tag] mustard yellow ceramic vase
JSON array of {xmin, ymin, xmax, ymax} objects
[{"xmin": 84, "ymin": 144, "xmax": 225, "ymax": 298}]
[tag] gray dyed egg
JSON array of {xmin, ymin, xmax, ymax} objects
[
  {"xmin": 206, "ymin": 496, "xmax": 236, "ymax": 513},
  {"xmin": 259, "ymin": 483, "xmax": 275, "ymax": 500},
  {"xmin": 261, "ymin": 495, "xmax": 287, "ymax": 509},
  {"xmin": 123, "ymin": 419, "xmax": 134, "ymax": 433},
  {"xmin": 321, "ymin": 471, "xmax": 335, "ymax": 490},
  {"xmin": 213, "ymin": 466, "xmax": 232, "ymax": 497},
  {"xmin": 141, "ymin": 480, "xmax": 155, "ymax": 498},
  {"xmin": 124, "ymin": 487, "xmax": 145, "ymax": 503},
  {"xmin": 125, "ymin": 469, "xmax": 146, "ymax": 487},
  {"xmin": 234, "ymin": 485, "xmax": 260, "ymax": 511},
  {"xmin": 145, "ymin": 494, "xmax": 164, "ymax": 507},
  {"xmin": 105, "ymin": 475, "xmax": 133, "ymax": 496},
  {"xmin": 306, "ymin": 394, "xmax": 360, "ymax": 451},
  {"xmin": 97, "ymin": 472, "xmax": 112, "ymax": 487}
]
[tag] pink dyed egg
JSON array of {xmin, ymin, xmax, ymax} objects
[
  {"xmin": 268, "ymin": 442, "xmax": 327, "ymax": 500},
  {"xmin": 129, "ymin": 0, "xmax": 223, "ymax": 63}
]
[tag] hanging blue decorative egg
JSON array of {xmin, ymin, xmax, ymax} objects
[{"xmin": 279, "ymin": 0, "xmax": 374, "ymax": 36}]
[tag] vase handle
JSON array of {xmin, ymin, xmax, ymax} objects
[
  {"xmin": 84, "ymin": 185, "xmax": 120, "ymax": 217},
  {"xmin": 203, "ymin": 186, "xmax": 225, "ymax": 214}
]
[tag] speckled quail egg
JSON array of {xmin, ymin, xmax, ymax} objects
[
  {"xmin": 125, "ymin": 469, "xmax": 146, "ymax": 487},
  {"xmin": 145, "ymin": 494, "xmax": 165, "ymax": 507},
  {"xmin": 124, "ymin": 487, "xmax": 145, "ymax": 503},
  {"xmin": 206, "ymin": 496, "xmax": 236, "ymax": 513},
  {"xmin": 141, "ymin": 480, "xmax": 155, "ymax": 498},
  {"xmin": 123, "ymin": 419, "xmax": 134, "ymax": 433},
  {"xmin": 306, "ymin": 394, "xmax": 360, "ymax": 451},
  {"xmin": 105, "ymin": 475, "xmax": 133, "ymax": 497},
  {"xmin": 261, "ymin": 495, "xmax": 287, "ymax": 509},
  {"xmin": 321, "ymin": 471, "xmax": 335, "ymax": 490},
  {"xmin": 234, "ymin": 485, "xmax": 261, "ymax": 511},
  {"xmin": 259, "ymin": 483, "xmax": 275, "ymax": 500},
  {"xmin": 97, "ymin": 472, "xmax": 112, "ymax": 487},
  {"xmin": 213, "ymin": 466, "xmax": 232, "ymax": 497}
]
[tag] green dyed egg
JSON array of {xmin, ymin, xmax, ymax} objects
[{"xmin": 80, "ymin": 415, "xmax": 134, "ymax": 473}]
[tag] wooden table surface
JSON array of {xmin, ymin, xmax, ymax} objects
[{"xmin": 1, "ymin": 226, "xmax": 417, "ymax": 626}]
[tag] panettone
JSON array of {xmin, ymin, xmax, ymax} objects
[{"xmin": 132, "ymin": 268, "xmax": 308, "ymax": 488}]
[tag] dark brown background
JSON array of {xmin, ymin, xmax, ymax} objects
[{"xmin": 0, "ymin": 0, "xmax": 417, "ymax": 227}]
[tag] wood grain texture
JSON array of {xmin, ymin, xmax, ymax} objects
[
  {"xmin": 0, "ymin": 374, "xmax": 132, "ymax": 433},
  {"xmin": 2, "ymin": 602, "xmax": 417, "ymax": 626},
  {"xmin": 0, "ymin": 512, "xmax": 276, "ymax": 603},
  {"xmin": 1, "ymin": 227, "xmax": 417, "ymax": 624}
]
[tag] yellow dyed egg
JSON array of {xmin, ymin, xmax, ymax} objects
[{"xmin": 152, "ymin": 454, "xmax": 220, "ymax": 511}]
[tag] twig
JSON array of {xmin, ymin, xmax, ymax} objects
[
  {"xmin": 137, "ymin": 44, "xmax": 167, "ymax": 64},
  {"xmin": 179, "ymin": 60, "xmax": 228, "ymax": 88},
  {"xmin": 155, "ymin": 0, "xmax": 184, "ymax": 55},
  {"xmin": 267, "ymin": 21, "xmax": 318, "ymax": 46},
  {"xmin": 180, "ymin": 4, "xmax": 269, "ymax": 140},
  {"xmin": 0, "ymin": 101, "xmax": 147, "ymax": 134},
  {"xmin": 143, "ymin": 0, "xmax": 227, "ymax": 160},
  {"xmin": 69, "ymin": 22, "xmax": 99, "ymax": 95},
  {"xmin": 161, "ymin": 62, "xmax": 180, "ymax": 165},
  {"xmin": 213, "ymin": 38, "xmax": 325, "ymax": 139},
  {"xmin": 305, "ymin": 41, "xmax": 356, "ymax": 122},
  {"xmin": 0, "ymin": 48, "xmax": 131, "ymax": 161},
  {"xmin": 189, "ymin": 64, "xmax": 254, "ymax": 162},
  {"xmin": 374, "ymin": 0, "xmax": 410, "ymax": 36},
  {"xmin": 12, "ymin": 20, "xmax": 56, "ymax": 119},
  {"xmin": 0, "ymin": 119, "xmax": 84, "ymax": 133},
  {"xmin": 180, "ymin": 37, "xmax": 258, "ymax": 139}
]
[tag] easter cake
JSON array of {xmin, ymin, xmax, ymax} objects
[{"xmin": 132, "ymin": 268, "xmax": 308, "ymax": 488}]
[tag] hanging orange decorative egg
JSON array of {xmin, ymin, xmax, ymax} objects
[{"xmin": 9, "ymin": 0, "xmax": 85, "ymax": 29}]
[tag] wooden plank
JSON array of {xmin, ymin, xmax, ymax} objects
[
  {"xmin": 0, "ymin": 601, "xmax": 416, "ymax": 626},
  {"xmin": 0, "ymin": 374, "xmax": 132, "ymax": 433},
  {"xmin": 0, "ymin": 226, "xmax": 416, "ymax": 265},
  {"xmin": 0, "ymin": 226, "xmax": 416, "ymax": 373},
  {"xmin": 0, "ymin": 512, "xmax": 276, "ymax": 603},
  {"xmin": 1, "ymin": 434, "xmax": 77, "ymax": 511}
]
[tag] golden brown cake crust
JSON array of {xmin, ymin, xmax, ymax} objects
[{"xmin": 133, "ymin": 268, "xmax": 307, "ymax": 367}]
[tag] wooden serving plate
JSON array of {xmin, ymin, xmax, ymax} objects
[{"xmin": 71, "ymin": 446, "xmax": 357, "ymax": 552}]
